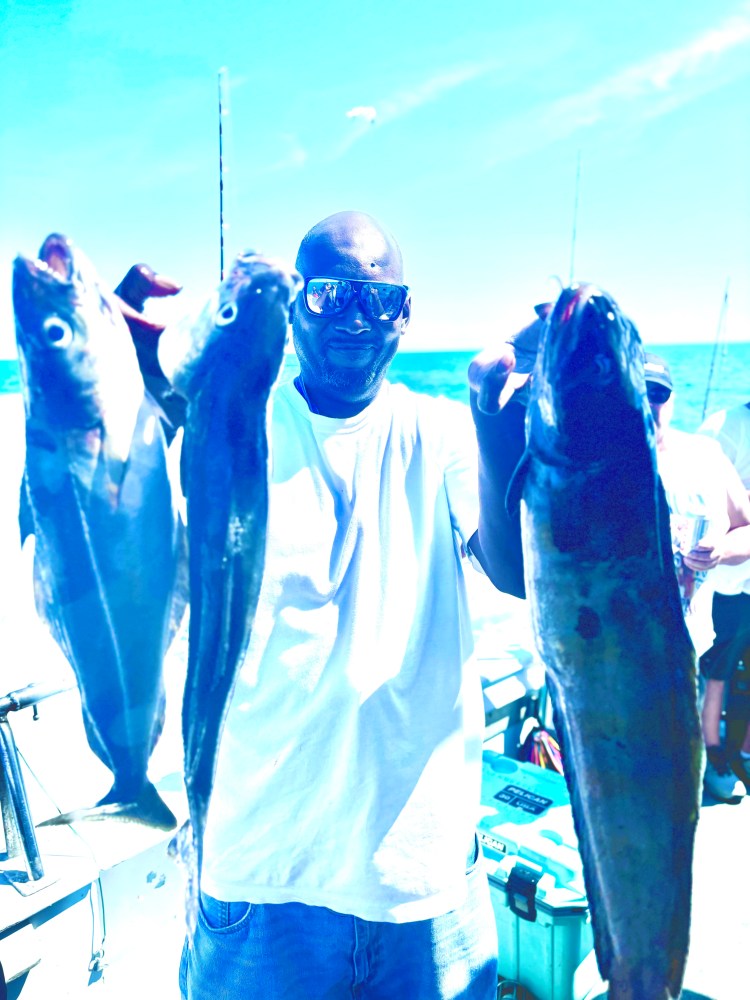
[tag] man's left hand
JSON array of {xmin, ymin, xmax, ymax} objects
[{"xmin": 468, "ymin": 302, "xmax": 552, "ymax": 415}]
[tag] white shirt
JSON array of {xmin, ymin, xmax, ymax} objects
[
  {"xmin": 699, "ymin": 404, "xmax": 750, "ymax": 596},
  {"xmin": 201, "ymin": 379, "xmax": 484, "ymax": 922},
  {"xmin": 699, "ymin": 404, "xmax": 750, "ymax": 489},
  {"xmin": 657, "ymin": 430, "xmax": 732, "ymax": 656}
]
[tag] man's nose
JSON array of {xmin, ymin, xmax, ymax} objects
[{"xmin": 335, "ymin": 299, "xmax": 371, "ymax": 335}]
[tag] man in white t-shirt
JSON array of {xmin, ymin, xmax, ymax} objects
[
  {"xmin": 644, "ymin": 354, "xmax": 750, "ymax": 803},
  {"xmin": 178, "ymin": 212, "xmax": 524, "ymax": 1000}
]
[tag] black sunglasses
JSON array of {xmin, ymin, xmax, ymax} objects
[
  {"xmin": 302, "ymin": 277, "xmax": 409, "ymax": 323},
  {"xmin": 647, "ymin": 383, "xmax": 672, "ymax": 405}
]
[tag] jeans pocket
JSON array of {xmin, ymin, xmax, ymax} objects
[{"xmin": 198, "ymin": 891, "xmax": 254, "ymax": 933}]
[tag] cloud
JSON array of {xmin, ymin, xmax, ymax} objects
[
  {"xmin": 480, "ymin": 9, "xmax": 750, "ymax": 168},
  {"xmin": 345, "ymin": 106, "xmax": 377, "ymax": 124}
]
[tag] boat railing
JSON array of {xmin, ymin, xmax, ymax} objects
[{"xmin": 0, "ymin": 682, "xmax": 76, "ymax": 884}]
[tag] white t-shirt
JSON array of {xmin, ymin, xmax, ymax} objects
[
  {"xmin": 699, "ymin": 403, "xmax": 750, "ymax": 488},
  {"xmin": 657, "ymin": 430, "xmax": 732, "ymax": 657},
  {"xmin": 699, "ymin": 404, "xmax": 750, "ymax": 596},
  {"xmin": 201, "ymin": 379, "xmax": 484, "ymax": 923}
]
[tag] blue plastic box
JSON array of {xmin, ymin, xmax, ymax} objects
[{"xmin": 479, "ymin": 751, "xmax": 595, "ymax": 1000}]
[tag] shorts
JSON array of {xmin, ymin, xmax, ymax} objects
[{"xmin": 699, "ymin": 591, "xmax": 750, "ymax": 682}]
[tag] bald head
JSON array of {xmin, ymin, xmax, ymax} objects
[{"xmin": 296, "ymin": 211, "xmax": 404, "ymax": 284}]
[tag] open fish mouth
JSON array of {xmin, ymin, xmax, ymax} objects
[
  {"xmin": 529, "ymin": 284, "xmax": 649, "ymax": 465},
  {"xmin": 15, "ymin": 234, "xmax": 76, "ymax": 287},
  {"xmin": 541, "ymin": 284, "xmax": 640, "ymax": 395},
  {"xmin": 38, "ymin": 233, "xmax": 76, "ymax": 280}
]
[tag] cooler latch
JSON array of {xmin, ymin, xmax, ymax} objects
[{"xmin": 506, "ymin": 861, "xmax": 542, "ymax": 922}]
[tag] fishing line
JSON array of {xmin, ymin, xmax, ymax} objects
[
  {"xmin": 218, "ymin": 67, "xmax": 233, "ymax": 282},
  {"xmin": 569, "ymin": 150, "xmax": 582, "ymax": 285},
  {"xmin": 14, "ymin": 742, "xmax": 97, "ymax": 864},
  {"xmin": 702, "ymin": 278, "xmax": 730, "ymax": 422}
]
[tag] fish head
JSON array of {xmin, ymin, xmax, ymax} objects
[
  {"xmin": 13, "ymin": 234, "xmax": 141, "ymax": 436},
  {"xmin": 160, "ymin": 251, "xmax": 302, "ymax": 399},
  {"xmin": 528, "ymin": 283, "xmax": 653, "ymax": 465}
]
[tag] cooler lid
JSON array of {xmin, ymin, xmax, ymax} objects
[{"xmin": 479, "ymin": 751, "xmax": 588, "ymax": 910}]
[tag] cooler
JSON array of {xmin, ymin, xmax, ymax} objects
[{"xmin": 478, "ymin": 751, "xmax": 595, "ymax": 1000}]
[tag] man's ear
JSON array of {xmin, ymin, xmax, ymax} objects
[
  {"xmin": 400, "ymin": 295, "xmax": 411, "ymax": 334},
  {"xmin": 288, "ymin": 299, "xmax": 295, "ymax": 324}
]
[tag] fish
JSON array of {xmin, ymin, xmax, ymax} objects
[
  {"xmin": 13, "ymin": 233, "xmax": 183, "ymax": 831},
  {"xmin": 509, "ymin": 284, "xmax": 703, "ymax": 999},
  {"xmin": 158, "ymin": 250, "xmax": 301, "ymax": 924}
]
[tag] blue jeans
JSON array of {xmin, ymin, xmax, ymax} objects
[{"xmin": 179, "ymin": 842, "xmax": 498, "ymax": 999}]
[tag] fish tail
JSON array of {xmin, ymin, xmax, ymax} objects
[{"xmin": 37, "ymin": 780, "xmax": 177, "ymax": 831}]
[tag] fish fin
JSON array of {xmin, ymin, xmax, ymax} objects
[
  {"xmin": 545, "ymin": 675, "xmax": 615, "ymax": 985},
  {"xmin": 505, "ymin": 449, "xmax": 531, "ymax": 517},
  {"xmin": 37, "ymin": 783, "xmax": 177, "ymax": 832}
]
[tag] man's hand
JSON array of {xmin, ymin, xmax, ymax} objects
[
  {"xmin": 467, "ymin": 302, "xmax": 552, "ymax": 598},
  {"xmin": 112, "ymin": 263, "xmax": 187, "ymax": 434},
  {"xmin": 468, "ymin": 346, "xmax": 521, "ymax": 415},
  {"xmin": 114, "ymin": 264, "xmax": 182, "ymax": 337},
  {"xmin": 468, "ymin": 302, "xmax": 551, "ymax": 414}
]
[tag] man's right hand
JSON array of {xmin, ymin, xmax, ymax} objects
[
  {"xmin": 113, "ymin": 263, "xmax": 187, "ymax": 436},
  {"xmin": 114, "ymin": 264, "xmax": 182, "ymax": 337}
]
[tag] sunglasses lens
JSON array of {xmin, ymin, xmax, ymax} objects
[
  {"xmin": 305, "ymin": 279, "xmax": 353, "ymax": 315},
  {"xmin": 360, "ymin": 283, "xmax": 405, "ymax": 321},
  {"xmin": 304, "ymin": 278, "xmax": 407, "ymax": 321},
  {"xmin": 647, "ymin": 384, "xmax": 671, "ymax": 404}
]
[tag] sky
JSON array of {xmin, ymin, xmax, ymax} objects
[{"xmin": 1, "ymin": 0, "xmax": 749, "ymax": 354}]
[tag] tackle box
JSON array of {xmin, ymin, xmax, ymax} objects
[{"xmin": 478, "ymin": 751, "xmax": 596, "ymax": 1000}]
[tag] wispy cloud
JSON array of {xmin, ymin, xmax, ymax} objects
[
  {"xmin": 245, "ymin": 61, "xmax": 501, "ymax": 175},
  {"xmin": 480, "ymin": 8, "xmax": 750, "ymax": 168},
  {"xmin": 248, "ymin": 133, "xmax": 309, "ymax": 177}
]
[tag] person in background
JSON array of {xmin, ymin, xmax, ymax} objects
[
  {"xmin": 698, "ymin": 399, "xmax": 750, "ymax": 791},
  {"xmin": 644, "ymin": 353, "xmax": 750, "ymax": 802}
]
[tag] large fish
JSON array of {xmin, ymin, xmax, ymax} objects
[
  {"xmin": 158, "ymin": 250, "xmax": 300, "ymax": 922},
  {"xmin": 13, "ymin": 234, "xmax": 182, "ymax": 831},
  {"xmin": 509, "ymin": 284, "xmax": 702, "ymax": 999}
]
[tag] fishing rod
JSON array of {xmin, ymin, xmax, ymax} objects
[
  {"xmin": 218, "ymin": 67, "xmax": 231, "ymax": 281},
  {"xmin": 702, "ymin": 277, "xmax": 730, "ymax": 422},
  {"xmin": 569, "ymin": 150, "xmax": 582, "ymax": 285}
]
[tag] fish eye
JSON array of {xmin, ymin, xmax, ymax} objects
[
  {"xmin": 215, "ymin": 302, "xmax": 238, "ymax": 326},
  {"xmin": 42, "ymin": 316, "xmax": 73, "ymax": 347}
]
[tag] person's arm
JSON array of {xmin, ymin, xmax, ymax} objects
[
  {"xmin": 683, "ymin": 458, "xmax": 750, "ymax": 571},
  {"xmin": 467, "ymin": 368, "xmax": 527, "ymax": 598},
  {"xmin": 465, "ymin": 306, "xmax": 551, "ymax": 598},
  {"xmin": 113, "ymin": 263, "xmax": 187, "ymax": 436}
]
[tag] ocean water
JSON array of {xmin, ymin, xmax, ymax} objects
[{"xmin": 2, "ymin": 342, "xmax": 747, "ymax": 432}]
